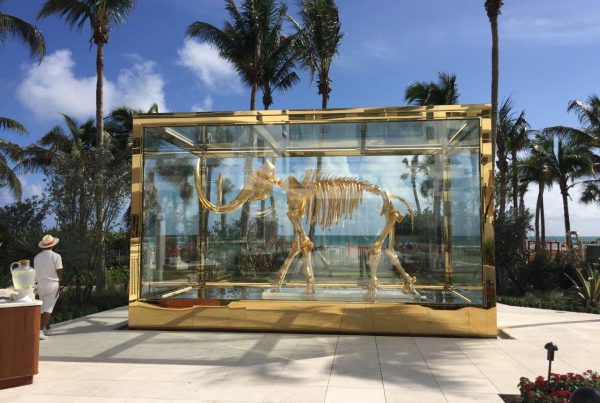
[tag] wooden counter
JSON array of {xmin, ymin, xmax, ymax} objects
[{"xmin": 0, "ymin": 300, "xmax": 41, "ymax": 389}]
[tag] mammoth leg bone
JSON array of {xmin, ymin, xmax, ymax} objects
[
  {"xmin": 365, "ymin": 195, "xmax": 398, "ymax": 300},
  {"xmin": 272, "ymin": 241, "xmax": 300, "ymax": 289},
  {"xmin": 384, "ymin": 248, "xmax": 416, "ymax": 294},
  {"xmin": 289, "ymin": 210, "xmax": 315, "ymax": 294},
  {"xmin": 273, "ymin": 210, "xmax": 315, "ymax": 294},
  {"xmin": 365, "ymin": 247, "xmax": 382, "ymax": 301}
]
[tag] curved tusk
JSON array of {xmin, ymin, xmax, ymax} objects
[{"xmin": 194, "ymin": 159, "xmax": 252, "ymax": 214}]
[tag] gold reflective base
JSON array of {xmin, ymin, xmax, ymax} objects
[{"xmin": 128, "ymin": 301, "xmax": 497, "ymax": 337}]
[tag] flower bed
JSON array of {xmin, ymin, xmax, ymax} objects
[{"xmin": 518, "ymin": 371, "xmax": 600, "ymax": 402}]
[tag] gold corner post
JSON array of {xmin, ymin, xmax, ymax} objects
[{"xmin": 129, "ymin": 120, "xmax": 143, "ymax": 302}]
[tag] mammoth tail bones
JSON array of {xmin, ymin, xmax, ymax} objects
[{"xmin": 194, "ymin": 159, "xmax": 416, "ymax": 299}]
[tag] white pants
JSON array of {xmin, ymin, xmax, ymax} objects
[{"xmin": 38, "ymin": 282, "xmax": 60, "ymax": 313}]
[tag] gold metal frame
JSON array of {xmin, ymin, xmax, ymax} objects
[{"xmin": 129, "ymin": 104, "xmax": 495, "ymax": 337}]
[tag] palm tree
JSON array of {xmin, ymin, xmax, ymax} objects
[
  {"xmin": 0, "ymin": 0, "xmax": 46, "ymax": 61},
  {"xmin": 0, "ymin": 117, "xmax": 27, "ymax": 199},
  {"xmin": 404, "ymin": 74, "xmax": 460, "ymax": 277},
  {"xmin": 105, "ymin": 103, "xmax": 158, "ymax": 164},
  {"xmin": 188, "ymin": 0, "xmax": 290, "ymax": 240},
  {"xmin": 261, "ymin": 33, "xmax": 299, "ymax": 110},
  {"xmin": 566, "ymin": 95, "xmax": 600, "ymax": 145},
  {"xmin": 19, "ymin": 114, "xmax": 96, "ymax": 173},
  {"xmin": 39, "ymin": 0, "xmax": 136, "ymax": 293},
  {"xmin": 0, "ymin": 3, "xmax": 46, "ymax": 199},
  {"xmin": 520, "ymin": 141, "xmax": 551, "ymax": 248},
  {"xmin": 20, "ymin": 114, "xmax": 97, "ymax": 240},
  {"xmin": 537, "ymin": 130, "xmax": 595, "ymax": 241},
  {"xmin": 288, "ymin": 0, "xmax": 342, "ymax": 239},
  {"xmin": 549, "ymin": 96, "xmax": 600, "ymax": 207},
  {"xmin": 291, "ymin": 0, "xmax": 343, "ymax": 109},
  {"xmin": 187, "ymin": 0, "xmax": 287, "ymax": 111},
  {"xmin": 497, "ymin": 97, "xmax": 528, "ymax": 212},
  {"xmin": 38, "ymin": 0, "xmax": 135, "ymax": 149},
  {"xmin": 484, "ymin": 0, "xmax": 503, "ymax": 215},
  {"xmin": 404, "ymin": 72, "xmax": 460, "ymax": 106}
]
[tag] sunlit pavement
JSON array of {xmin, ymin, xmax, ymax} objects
[{"xmin": 1, "ymin": 304, "xmax": 599, "ymax": 402}]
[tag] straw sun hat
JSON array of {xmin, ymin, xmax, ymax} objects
[{"xmin": 38, "ymin": 234, "xmax": 59, "ymax": 249}]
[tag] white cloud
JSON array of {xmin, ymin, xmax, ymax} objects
[
  {"xmin": 114, "ymin": 60, "xmax": 167, "ymax": 112},
  {"xmin": 177, "ymin": 39, "xmax": 242, "ymax": 93},
  {"xmin": 503, "ymin": 13, "xmax": 600, "ymax": 46},
  {"xmin": 0, "ymin": 174, "xmax": 44, "ymax": 205},
  {"xmin": 191, "ymin": 95, "xmax": 213, "ymax": 112},
  {"xmin": 16, "ymin": 49, "xmax": 167, "ymax": 120}
]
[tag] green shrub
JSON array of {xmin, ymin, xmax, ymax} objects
[
  {"xmin": 51, "ymin": 288, "xmax": 127, "ymax": 325},
  {"xmin": 566, "ymin": 263, "xmax": 600, "ymax": 307},
  {"xmin": 497, "ymin": 292, "xmax": 600, "ymax": 314},
  {"xmin": 107, "ymin": 265, "xmax": 129, "ymax": 288}
]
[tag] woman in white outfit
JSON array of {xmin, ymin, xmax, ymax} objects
[{"xmin": 34, "ymin": 234, "xmax": 63, "ymax": 340}]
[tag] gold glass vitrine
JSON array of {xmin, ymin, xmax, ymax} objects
[{"xmin": 128, "ymin": 104, "xmax": 496, "ymax": 337}]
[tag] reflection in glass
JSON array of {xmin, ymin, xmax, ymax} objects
[{"xmin": 140, "ymin": 119, "xmax": 483, "ymax": 305}]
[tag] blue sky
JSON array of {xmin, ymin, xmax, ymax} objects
[{"xmin": 1, "ymin": 0, "xmax": 599, "ymax": 235}]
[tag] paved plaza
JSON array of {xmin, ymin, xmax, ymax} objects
[{"xmin": 1, "ymin": 304, "xmax": 599, "ymax": 402}]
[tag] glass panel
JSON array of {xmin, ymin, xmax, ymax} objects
[
  {"xmin": 450, "ymin": 150, "xmax": 482, "ymax": 290},
  {"xmin": 140, "ymin": 119, "xmax": 484, "ymax": 305},
  {"xmin": 365, "ymin": 119, "xmax": 479, "ymax": 147}
]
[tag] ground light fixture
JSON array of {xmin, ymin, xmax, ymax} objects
[{"xmin": 544, "ymin": 341, "xmax": 558, "ymax": 381}]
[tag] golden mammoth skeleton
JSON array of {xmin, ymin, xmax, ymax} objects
[{"xmin": 194, "ymin": 159, "xmax": 417, "ymax": 299}]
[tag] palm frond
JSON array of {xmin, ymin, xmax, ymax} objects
[
  {"xmin": 0, "ymin": 116, "xmax": 28, "ymax": 134},
  {"xmin": 0, "ymin": 12, "xmax": 45, "ymax": 60},
  {"xmin": 38, "ymin": 0, "xmax": 92, "ymax": 31},
  {"xmin": 0, "ymin": 153, "xmax": 22, "ymax": 199},
  {"xmin": 405, "ymin": 72, "xmax": 459, "ymax": 106}
]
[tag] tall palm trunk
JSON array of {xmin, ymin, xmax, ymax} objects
[
  {"xmin": 540, "ymin": 191, "xmax": 545, "ymax": 244},
  {"xmin": 486, "ymin": 0, "xmax": 503, "ymax": 286},
  {"xmin": 411, "ymin": 177, "xmax": 421, "ymax": 215},
  {"xmin": 96, "ymin": 41, "xmax": 104, "ymax": 148},
  {"xmin": 534, "ymin": 182, "xmax": 542, "ymax": 250},
  {"xmin": 250, "ymin": 82, "xmax": 257, "ymax": 111},
  {"xmin": 560, "ymin": 180, "xmax": 571, "ymax": 240},
  {"xmin": 94, "ymin": 39, "xmax": 106, "ymax": 293},
  {"xmin": 319, "ymin": 75, "xmax": 329, "ymax": 109},
  {"xmin": 489, "ymin": 6, "xmax": 501, "ymax": 220},
  {"xmin": 511, "ymin": 149, "xmax": 518, "ymax": 210}
]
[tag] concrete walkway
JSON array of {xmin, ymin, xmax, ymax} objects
[{"xmin": 1, "ymin": 304, "xmax": 599, "ymax": 402}]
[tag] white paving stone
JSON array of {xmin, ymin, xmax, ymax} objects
[{"xmin": 2, "ymin": 304, "xmax": 599, "ymax": 402}]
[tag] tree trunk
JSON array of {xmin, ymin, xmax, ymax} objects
[
  {"xmin": 94, "ymin": 40, "xmax": 106, "ymax": 293},
  {"xmin": 96, "ymin": 42, "xmax": 104, "ymax": 148},
  {"xmin": 560, "ymin": 181, "xmax": 571, "ymax": 246},
  {"xmin": 490, "ymin": 13, "xmax": 501, "ymax": 218},
  {"xmin": 411, "ymin": 178, "xmax": 421, "ymax": 215},
  {"xmin": 519, "ymin": 186, "xmax": 526, "ymax": 215},
  {"xmin": 540, "ymin": 189, "xmax": 546, "ymax": 245},
  {"xmin": 534, "ymin": 184, "xmax": 541, "ymax": 250},
  {"xmin": 250, "ymin": 82, "xmax": 257, "ymax": 111},
  {"xmin": 511, "ymin": 149, "xmax": 518, "ymax": 210}
]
